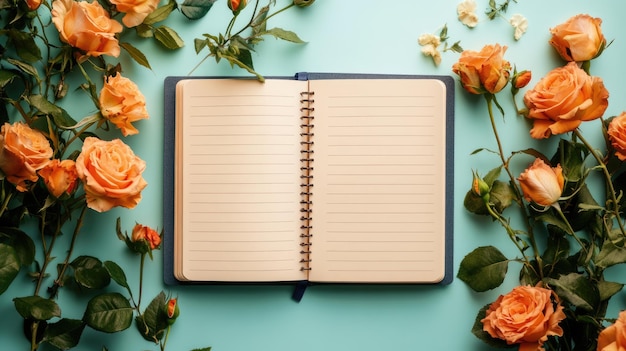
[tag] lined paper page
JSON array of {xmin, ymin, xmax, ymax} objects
[
  {"xmin": 308, "ymin": 79, "xmax": 447, "ymax": 283},
  {"xmin": 174, "ymin": 79, "xmax": 308, "ymax": 282}
]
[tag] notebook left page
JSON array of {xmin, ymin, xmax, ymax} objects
[{"xmin": 174, "ymin": 78, "xmax": 309, "ymax": 282}]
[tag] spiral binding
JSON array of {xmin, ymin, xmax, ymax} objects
[{"xmin": 299, "ymin": 91, "xmax": 314, "ymax": 272}]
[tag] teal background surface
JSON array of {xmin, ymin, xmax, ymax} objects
[{"xmin": 2, "ymin": 0, "xmax": 626, "ymax": 350}]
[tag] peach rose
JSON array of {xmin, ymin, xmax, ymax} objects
[
  {"xmin": 51, "ymin": 0, "xmax": 123, "ymax": 58},
  {"xmin": 99, "ymin": 73, "xmax": 149, "ymax": 137},
  {"xmin": 597, "ymin": 310, "xmax": 626, "ymax": 351},
  {"xmin": 0, "ymin": 122, "xmax": 53, "ymax": 192},
  {"xmin": 607, "ymin": 112, "xmax": 626, "ymax": 161},
  {"xmin": 550, "ymin": 14, "xmax": 605, "ymax": 62},
  {"xmin": 482, "ymin": 286, "xmax": 566, "ymax": 351},
  {"xmin": 39, "ymin": 159, "xmax": 79, "ymax": 198},
  {"xmin": 76, "ymin": 137, "xmax": 147, "ymax": 212},
  {"xmin": 452, "ymin": 44, "xmax": 511, "ymax": 95},
  {"xmin": 131, "ymin": 223, "xmax": 161, "ymax": 250},
  {"xmin": 523, "ymin": 62, "xmax": 608, "ymax": 139},
  {"xmin": 518, "ymin": 159, "xmax": 564, "ymax": 207},
  {"xmin": 109, "ymin": 0, "xmax": 160, "ymax": 27}
]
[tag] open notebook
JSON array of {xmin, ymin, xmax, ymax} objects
[{"xmin": 163, "ymin": 73, "xmax": 454, "ymax": 300}]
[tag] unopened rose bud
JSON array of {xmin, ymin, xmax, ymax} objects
[
  {"xmin": 166, "ymin": 298, "xmax": 180, "ymax": 324},
  {"xmin": 294, "ymin": 0, "xmax": 315, "ymax": 7},
  {"xmin": 472, "ymin": 171, "xmax": 490, "ymax": 203},
  {"xmin": 228, "ymin": 0, "xmax": 247, "ymax": 14},
  {"xmin": 131, "ymin": 223, "xmax": 161, "ymax": 251},
  {"xmin": 513, "ymin": 70, "xmax": 532, "ymax": 89},
  {"xmin": 25, "ymin": 0, "xmax": 41, "ymax": 10}
]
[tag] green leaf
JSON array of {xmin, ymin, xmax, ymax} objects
[
  {"xmin": 457, "ymin": 246, "xmax": 509, "ymax": 292},
  {"xmin": 597, "ymin": 281, "xmax": 624, "ymax": 301},
  {"xmin": 0, "ymin": 69, "xmax": 19, "ymax": 88},
  {"xmin": 143, "ymin": 0, "xmax": 177, "ymax": 24},
  {"xmin": 28, "ymin": 94, "xmax": 63, "ymax": 120},
  {"xmin": 43, "ymin": 318, "xmax": 86, "ymax": 350},
  {"xmin": 154, "ymin": 26, "xmax": 185, "ymax": 49},
  {"xmin": 194, "ymin": 38, "xmax": 208, "ymax": 53},
  {"xmin": 71, "ymin": 256, "xmax": 111, "ymax": 290},
  {"xmin": 547, "ymin": 273, "xmax": 599, "ymax": 311},
  {"xmin": 181, "ymin": 0, "xmax": 215, "ymax": 20},
  {"xmin": 83, "ymin": 293, "xmax": 133, "ymax": 333},
  {"xmin": 261, "ymin": 27, "xmax": 306, "ymax": 43},
  {"xmin": 7, "ymin": 58, "xmax": 39, "ymax": 78},
  {"xmin": 595, "ymin": 240, "xmax": 626, "ymax": 269},
  {"xmin": 13, "ymin": 295, "xmax": 61, "ymax": 321},
  {"xmin": 135, "ymin": 23, "xmax": 153, "ymax": 38},
  {"xmin": 136, "ymin": 291, "xmax": 169, "ymax": 342},
  {"xmin": 489, "ymin": 180, "xmax": 514, "ymax": 212},
  {"xmin": 0, "ymin": 243, "xmax": 20, "ymax": 294},
  {"xmin": 120, "ymin": 42, "xmax": 152, "ymax": 70},
  {"xmin": 191, "ymin": 348, "xmax": 212, "ymax": 351},
  {"xmin": 6, "ymin": 29, "xmax": 42, "ymax": 63},
  {"xmin": 104, "ymin": 261, "xmax": 130, "ymax": 290},
  {"xmin": 0, "ymin": 227, "xmax": 35, "ymax": 266},
  {"xmin": 482, "ymin": 166, "xmax": 502, "ymax": 187}
]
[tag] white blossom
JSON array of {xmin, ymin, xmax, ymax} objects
[
  {"xmin": 457, "ymin": 0, "xmax": 479, "ymax": 28},
  {"xmin": 418, "ymin": 33, "xmax": 442, "ymax": 66},
  {"xmin": 510, "ymin": 14, "xmax": 528, "ymax": 40}
]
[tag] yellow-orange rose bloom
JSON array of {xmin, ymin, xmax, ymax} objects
[
  {"xmin": 452, "ymin": 44, "xmax": 511, "ymax": 95},
  {"xmin": 39, "ymin": 159, "xmax": 79, "ymax": 198},
  {"xmin": 518, "ymin": 159, "xmax": 565, "ymax": 207},
  {"xmin": 131, "ymin": 223, "xmax": 161, "ymax": 250},
  {"xmin": 523, "ymin": 61, "xmax": 609, "ymax": 139},
  {"xmin": 597, "ymin": 310, "xmax": 626, "ymax": 351},
  {"xmin": 51, "ymin": 0, "xmax": 123, "ymax": 58},
  {"xmin": 99, "ymin": 73, "xmax": 149, "ymax": 137},
  {"xmin": 607, "ymin": 112, "xmax": 626, "ymax": 161},
  {"xmin": 76, "ymin": 137, "xmax": 147, "ymax": 212},
  {"xmin": 550, "ymin": 14, "xmax": 605, "ymax": 62},
  {"xmin": 109, "ymin": 0, "xmax": 160, "ymax": 27},
  {"xmin": 0, "ymin": 122, "xmax": 53, "ymax": 192},
  {"xmin": 482, "ymin": 286, "xmax": 566, "ymax": 351}
]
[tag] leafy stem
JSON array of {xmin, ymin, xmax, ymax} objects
[
  {"xmin": 485, "ymin": 93, "xmax": 544, "ymax": 278},
  {"xmin": 573, "ymin": 128, "xmax": 626, "ymax": 237}
]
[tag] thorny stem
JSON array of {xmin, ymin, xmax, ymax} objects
[
  {"xmin": 485, "ymin": 94, "xmax": 544, "ymax": 279},
  {"xmin": 574, "ymin": 129, "xmax": 626, "ymax": 237},
  {"xmin": 52, "ymin": 205, "xmax": 88, "ymax": 295}
]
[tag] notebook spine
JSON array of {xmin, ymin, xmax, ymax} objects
[{"xmin": 299, "ymin": 91, "xmax": 314, "ymax": 271}]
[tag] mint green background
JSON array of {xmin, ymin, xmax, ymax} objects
[{"xmin": 2, "ymin": 1, "xmax": 626, "ymax": 350}]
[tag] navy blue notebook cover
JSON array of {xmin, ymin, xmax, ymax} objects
[{"xmin": 162, "ymin": 73, "xmax": 455, "ymax": 301}]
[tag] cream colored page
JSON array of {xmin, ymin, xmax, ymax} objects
[
  {"xmin": 175, "ymin": 79, "xmax": 308, "ymax": 282},
  {"xmin": 308, "ymin": 79, "xmax": 447, "ymax": 283}
]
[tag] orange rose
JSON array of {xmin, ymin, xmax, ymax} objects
[
  {"xmin": 131, "ymin": 223, "xmax": 161, "ymax": 250},
  {"xmin": 76, "ymin": 137, "xmax": 147, "ymax": 212},
  {"xmin": 38, "ymin": 159, "xmax": 79, "ymax": 198},
  {"xmin": 523, "ymin": 62, "xmax": 609, "ymax": 139},
  {"xmin": 228, "ymin": 0, "xmax": 247, "ymax": 14},
  {"xmin": 109, "ymin": 0, "xmax": 160, "ymax": 27},
  {"xmin": 513, "ymin": 70, "xmax": 532, "ymax": 89},
  {"xmin": 607, "ymin": 112, "xmax": 626, "ymax": 161},
  {"xmin": 452, "ymin": 44, "xmax": 511, "ymax": 95},
  {"xmin": 99, "ymin": 73, "xmax": 149, "ymax": 137},
  {"xmin": 482, "ymin": 286, "xmax": 566, "ymax": 351},
  {"xmin": 518, "ymin": 159, "xmax": 564, "ymax": 207},
  {"xmin": 51, "ymin": 0, "xmax": 123, "ymax": 58},
  {"xmin": 0, "ymin": 122, "xmax": 53, "ymax": 192},
  {"xmin": 550, "ymin": 14, "xmax": 605, "ymax": 62},
  {"xmin": 25, "ymin": 0, "xmax": 41, "ymax": 10},
  {"xmin": 597, "ymin": 310, "xmax": 626, "ymax": 351}
]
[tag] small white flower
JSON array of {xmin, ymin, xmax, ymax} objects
[
  {"xmin": 418, "ymin": 33, "xmax": 442, "ymax": 66},
  {"xmin": 421, "ymin": 44, "xmax": 442, "ymax": 66},
  {"xmin": 418, "ymin": 33, "xmax": 441, "ymax": 47},
  {"xmin": 457, "ymin": 0, "xmax": 479, "ymax": 28},
  {"xmin": 510, "ymin": 14, "xmax": 528, "ymax": 40}
]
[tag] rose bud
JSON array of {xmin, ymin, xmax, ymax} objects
[
  {"xmin": 518, "ymin": 158, "xmax": 564, "ymax": 207},
  {"xmin": 25, "ymin": 0, "xmax": 42, "ymax": 10},
  {"xmin": 166, "ymin": 298, "xmax": 180, "ymax": 324},
  {"xmin": 294, "ymin": 0, "xmax": 315, "ymax": 7},
  {"xmin": 228, "ymin": 0, "xmax": 247, "ymax": 14},
  {"xmin": 512, "ymin": 70, "xmax": 531, "ymax": 89},
  {"xmin": 131, "ymin": 223, "xmax": 162, "ymax": 251},
  {"xmin": 471, "ymin": 171, "xmax": 490, "ymax": 203}
]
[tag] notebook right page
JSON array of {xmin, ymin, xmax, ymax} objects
[{"xmin": 308, "ymin": 78, "xmax": 448, "ymax": 283}]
